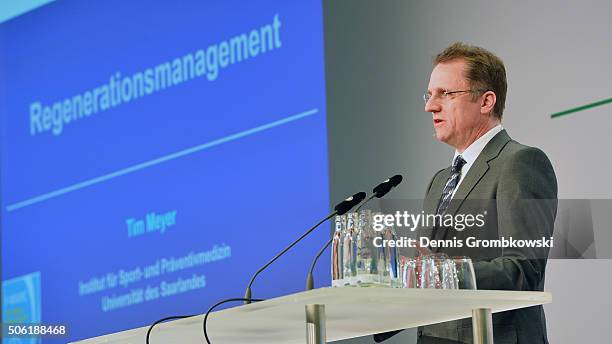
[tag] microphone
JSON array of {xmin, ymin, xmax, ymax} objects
[
  {"xmin": 306, "ymin": 175, "xmax": 403, "ymax": 291},
  {"xmin": 373, "ymin": 174, "xmax": 403, "ymax": 198},
  {"xmin": 243, "ymin": 191, "xmax": 366, "ymax": 303},
  {"xmin": 334, "ymin": 191, "xmax": 367, "ymax": 215},
  {"xmin": 356, "ymin": 174, "xmax": 403, "ymax": 212}
]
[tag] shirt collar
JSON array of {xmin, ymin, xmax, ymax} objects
[{"xmin": 453, "ymin": 125, "xmax": 504, "ymax": 167}]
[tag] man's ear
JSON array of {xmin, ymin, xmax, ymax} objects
[{"xmin": 480, "ymin": 90, "xmax": 496, "ymax": 115}]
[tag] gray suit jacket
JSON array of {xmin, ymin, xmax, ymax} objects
[{"xmin": 419, "ymin": 130, "xmax": 558, "ymax": 344}]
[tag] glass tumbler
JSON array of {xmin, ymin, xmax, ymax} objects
[
  {"xmin": 399, "ymin": 256, "xmax": 417, "ymax": 288},
  {"xmin": 355, "ymin": 210, "xmax": 378, "ymax": 286},
  {"xmin": 342, "ymin": 212, "xmax": 358, "ymax": 286},
  {"xmin": 331, "ymin": 215, "xmax": 345, "ymax": 287},
  {"xmin": 418, "ymin": 253, "xmax": 457, "ymax": 289},
  {"xmin": 376, "ymin": 216, "xmax": 399, "ymax": 286},
  {"xmin": 453, "ymin": 256, "xmax": 477, "ymax": 290}
]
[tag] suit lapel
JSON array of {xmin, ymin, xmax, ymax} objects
[
  {"xmin": 425, "ymin": 169, "xmax": 448, "ymax": 246},
  {"xmin": 442, "ymin": 130, "xmax": 512, "ymax": 217},
  {"xmin": 424, "ymin": 167, "xmax": 451, "ymax": 214}
]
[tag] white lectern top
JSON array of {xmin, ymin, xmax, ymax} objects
[{"xmin": 72, "ymin": 287, "xmax": 551, "ymax": 344}]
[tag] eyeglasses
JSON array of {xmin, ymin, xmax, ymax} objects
[{"xmin": 423, "ymin": 89, "xmax": 485, "ymax": 103}]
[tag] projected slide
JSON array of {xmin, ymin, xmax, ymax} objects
[{"xmin": 0, "ymin": 0, "xmax": 329, "ymax": 342}]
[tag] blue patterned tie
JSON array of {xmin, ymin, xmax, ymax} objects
[{"xmin": 436, "ymin": 155, "xmax": 466, "ymax": 215}]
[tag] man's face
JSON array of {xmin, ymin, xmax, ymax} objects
[{"xmin": 425, "ymin": 59, "xmax": 484, "ymax": 151}]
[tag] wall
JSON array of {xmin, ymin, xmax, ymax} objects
[{"xmin": 324, "ymin": 1, "xmax": 612, "ymax": 343}]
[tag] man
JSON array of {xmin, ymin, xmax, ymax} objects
[
  {"xmin": 376, "ymin": 43, "xmax": 557, "ymax": 343},
  {"xmin": 421, "ymin": 42, "xmax": 557, "ymax": 344}
]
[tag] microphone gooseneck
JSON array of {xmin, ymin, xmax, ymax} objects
[
  {"xmin": 244, "ymin": 191, "xmax": 366, "ymax": 303},
  {"xmin": 305, "ymin": 237, "xmax": 333, "ymax": 291}
]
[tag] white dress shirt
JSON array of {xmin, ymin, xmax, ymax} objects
[{"xmin": 451, "ymin": 125, "xmax": 504, "ymax": 198}]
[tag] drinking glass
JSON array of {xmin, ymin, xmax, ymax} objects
[
  {"xmin": 355, "ymin": 210, "xmax": 378, "ymax": 286},
  {"xmin": 453, "ymin": 256, "xmax": 477, "ymax": 290},
  {"xmin": 417, "ymin": 253, "xmax": 457, "ymax": 289},
  {"xmin": 331, "ymin": 215, "xmax": 345, "ymax": 287},
  {"xmin": 342, "ymin": 212, "xmax": 358, "ymax": 286},
  {"xmin": 376, "ymin": 215, "xmax": 399, "ymax": 286},
  {"xmin": 399, "ymin": 256, "xmax": 417, "ymax": 288}
]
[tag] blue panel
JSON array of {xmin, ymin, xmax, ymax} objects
[
  {"xmin": 0, "ymin": 0, "xmax": 56, "ymax": 24},
  {"xmin": 0, "ymin": 1, "xmax": 330, "ymax": 342}
]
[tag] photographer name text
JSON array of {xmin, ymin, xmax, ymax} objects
[{"xmin": 374, "ymin": 236, "xmax": 554, "ymax": 248}]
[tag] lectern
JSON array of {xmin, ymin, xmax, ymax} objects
[{"xmin": 72, "ymin": 288, "xmax": 551, "ymax": 344}]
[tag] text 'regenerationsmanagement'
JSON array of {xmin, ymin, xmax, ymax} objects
[{"xmin": 29, "ymin": 14, "xmax": 283, "ymax": 137}]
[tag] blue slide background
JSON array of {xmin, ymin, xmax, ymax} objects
[{"xmin": 0, "ymin": 0, "xmax": 330, "ymax": 342}]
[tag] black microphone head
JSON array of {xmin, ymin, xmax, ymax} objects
[
  {"xmin": 334, "ymin": 191, "xmax": 367, "ymax": 215},
  {"xmin": 373, "ymin": 174, "xmax": 403, "ymax": 198}
]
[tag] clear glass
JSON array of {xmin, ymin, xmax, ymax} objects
[
  {"xmin": 377, "ymin": 215, "xmax": 399, "ymax": 287},
  {"xmin": 453, "ymin": 256, "xmax": 477, "ymax": 290},
  {"xmin": 417, "ymin": 253, "xmax": 457, "ymax": 289},
  {"xmin": 342, "ymin": 212, "xmax": 358, "ymax": 286},
  {"xmin": 355, "ymin": 210, "xmax": 378, "ymax": 286},
  {"xmin": 399, "ymin": 256, "xmax": 417, "ymax": 288},
  {"xmin": 331, "ymin": 215, "xmax": 345, "ymax": 287}
]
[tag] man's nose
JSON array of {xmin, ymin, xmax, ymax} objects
[{"xmin": 424, "ymin": 98, "xmax": 440, "ymax": 113}]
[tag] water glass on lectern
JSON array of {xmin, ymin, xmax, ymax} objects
[
  {"xmin": 342, "ymin": 212, "xmax": 358, "ymax": 286},
  {"xmin": 399, "ymin": 256, "xmax": 417, "ymax": 288},
  {"xmin": 453, "ymin": 256, "xmax": 477, "ymax": 290},
  {"xmin": 331, "ymin": 215, "xmax": 346, "ymax": 287},
  {"xmin": 418, "ymin": 253, "xmax": 457, "ymax": 289},
  {"xmin": 355, "ymin": 210, "xmax": 378, "ymax": 286}
]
